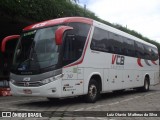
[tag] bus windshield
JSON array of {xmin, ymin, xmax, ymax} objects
[{"xmin": 12, "ymin": 26, "xmax": 60, "ymax": 73}]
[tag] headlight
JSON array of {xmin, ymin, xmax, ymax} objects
[
  {"xmin": 40, "ymin": 74, "xmax": 63, "ymax": 85},
  {"xmin": 41, "ymin": 77, "xmax": 55, "ymax": 84}
]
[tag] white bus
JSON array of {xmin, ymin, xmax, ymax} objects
[{"xmin": 1, "ymin": 17, "xmax": 159, "ymax": 102}]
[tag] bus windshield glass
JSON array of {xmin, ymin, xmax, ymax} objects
[{"xmin": 12, "ymin": 26, "xmax": 60, "ymax": 73}]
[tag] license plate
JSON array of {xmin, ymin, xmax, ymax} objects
[{"xmin": 23, "ymin": 89, "xmax": 32, "ymax": 94}]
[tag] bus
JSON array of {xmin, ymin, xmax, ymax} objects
[
  {"xmin": 1, "ymin": 17, "xmax": 159, "ymax": 102},
  {"xmin": 0, "ymin": 35, "xmax": 18, "ymax": 96}
]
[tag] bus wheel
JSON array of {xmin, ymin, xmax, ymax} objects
[
  {"xmin": 142, "ymin": 77, "xmax": 150, "ymax": 92},
  {"xmin": 86, "ymin": 79, "xmax": 99, "ymax": 103}
]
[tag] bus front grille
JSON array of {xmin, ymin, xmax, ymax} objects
[{"xmin": 14, "ymin": 81, "xmax": 42, "ymax": 87}]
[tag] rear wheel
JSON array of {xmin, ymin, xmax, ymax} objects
[
  {"xmin": 85, "ymin": 79, "xmax": 100, "ymax": 103},
  {"xmin": 137, "ymin": 77, "xmax": 150, "ymax": 92},
  {"xmin": 142, "ymin": 77, "xmax": 150, "ymax": 92}
]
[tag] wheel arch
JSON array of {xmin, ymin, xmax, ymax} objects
[
  {"xmin": 89, "ymin": 73, "xmax": 102, "ymax": 92},
  {"xmin": 144, "ymin": 74, "xmax": 150, "ymax": 85}
]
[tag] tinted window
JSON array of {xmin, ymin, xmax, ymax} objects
[
  {"xmin": 62, "ymin": 22, "xmax": 91, "ymax": 66},
  {"xmin": 143, "ymin": 45, "xmax": 151, "ymax": 59},
  {"xmin": 91, "ymin": 27, "xmax": 124, "ymax": 55},
  {"xmin": 90, "ymin": 27, "xmax": 110, "ymax": 52},
  {"xmin": 135, "ymin": 42, "xmax": 144, "ymax": 58},
  {"xmin": 108, "ymin": 32, "xmax": 123, "ymax": 54},
  {"xmin": 0, "ymin": 80, "xmax": 9, "ymax": 87},
  {"xmin": 123, "ymin": 37, "xmax": 135, "ymax": 57},
  {"xmin": 151, "ymin": 47, "xmax": 158, "ymax": 61},
  {"xmin": 90, "ymin": 27, "xmax": 157, "ymax": 60}
]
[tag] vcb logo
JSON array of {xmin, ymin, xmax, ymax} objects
[{"xmin": 112, "ymin": 54, "xmax": 125, "ymax": 65}]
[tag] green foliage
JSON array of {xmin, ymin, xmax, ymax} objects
[{"xmin": 0, "ymin": 0, "xmax": 160, "ymax": 51}]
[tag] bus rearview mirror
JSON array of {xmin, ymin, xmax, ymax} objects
[
  {"xmin": 1, "ymin": 35, "xmax": 20, "ymax": 52},
  {"xmin": 55, "ymin": 26, "xmax": 73, "ymax": 45}
]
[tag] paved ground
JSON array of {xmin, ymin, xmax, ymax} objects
[{"xmin": 0, "ymin": 83, "xmax": 160, "ymax": 120}]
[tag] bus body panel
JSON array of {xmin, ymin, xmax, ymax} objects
[
  {"xmin": 61, "ymin": 66, "xmax": 84, "ymax": 97},
  {"xmin": 61, "ymin": 79, "xmax": 84, "ymax": 97}
]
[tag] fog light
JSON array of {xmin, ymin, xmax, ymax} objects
[{"xmin": 52, "ymin": 88, "xmax": 56, "ymax": 93}]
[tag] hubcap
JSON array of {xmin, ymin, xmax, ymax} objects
[{"xmin": 89, "ymin": 84, "xmax": 97, "ymax": 100}]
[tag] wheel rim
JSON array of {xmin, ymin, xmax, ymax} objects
[{"xmin": 89, "ymin": 84, "xmax": 97, "ymax": 100}]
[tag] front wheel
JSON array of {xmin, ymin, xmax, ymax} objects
[{"xmin": 85, "ymin": 79, "xmax": 100, "ymax": 103}]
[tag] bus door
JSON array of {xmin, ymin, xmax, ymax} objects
[{"xmin": 61, "ymin": 27, "xmax": 86, "ymax": 97}]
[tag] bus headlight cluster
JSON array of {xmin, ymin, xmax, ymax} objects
[
  {"xmin": 40, "ymin": 74, "xmax": 63, "ymax": 85},
  {"xmin": 41, "ymin": 77, "xmax": 55, "ymax": 85}
]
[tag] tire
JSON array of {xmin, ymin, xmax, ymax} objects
[
  {"xmin": 142, "ymin": 77, "xmax": 150, "ymax": 92},
  {"xmin": 85, "ymin": 79, "xmax": 100, "ymax": 103},
  {"xmin": 137, "ymin": 77, "xmax": 150, "ymax": 92}
]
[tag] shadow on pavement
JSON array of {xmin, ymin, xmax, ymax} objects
[{"xmin": 14, "ymin": 89, "xmax": 158, "ymax": 108}]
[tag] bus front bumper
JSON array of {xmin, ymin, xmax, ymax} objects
[{"xmin": 9, "ymin": 79, "xmax": 62, "ymax": 98}]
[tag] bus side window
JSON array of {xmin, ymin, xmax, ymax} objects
[
  {"xmin": 151, "ymin": 47, "xmax": 158, "ymax": 61},
  {"xmin": 108, "ymin": 32, "xmax": 123, "ymax": 55},
  {"xmin": 123, "ymin": 37, "xmax": 135, "ymax": 57},
  {"xmin": 135, "ymin": 42, "xmax": 144, "ymax": 59},
  {"xmin": 90, "ymin": 27, "xmax": 110, "ymax": 52},
  {"xmin": 143, "ymin": 45, "xmax": 151, "ymax": 60}
]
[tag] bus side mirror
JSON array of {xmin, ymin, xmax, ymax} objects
[
  {"xmin": 55, "ymin": 26, "xmax": 73, "ymax": 45},
  {"xmin": 1, "ymin": 35, "xmax": 20, "ymax": 52}
]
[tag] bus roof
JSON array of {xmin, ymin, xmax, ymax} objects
[{"xmin": 23, "ymin": 17, "xmax": 93, "ymax": 31}]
